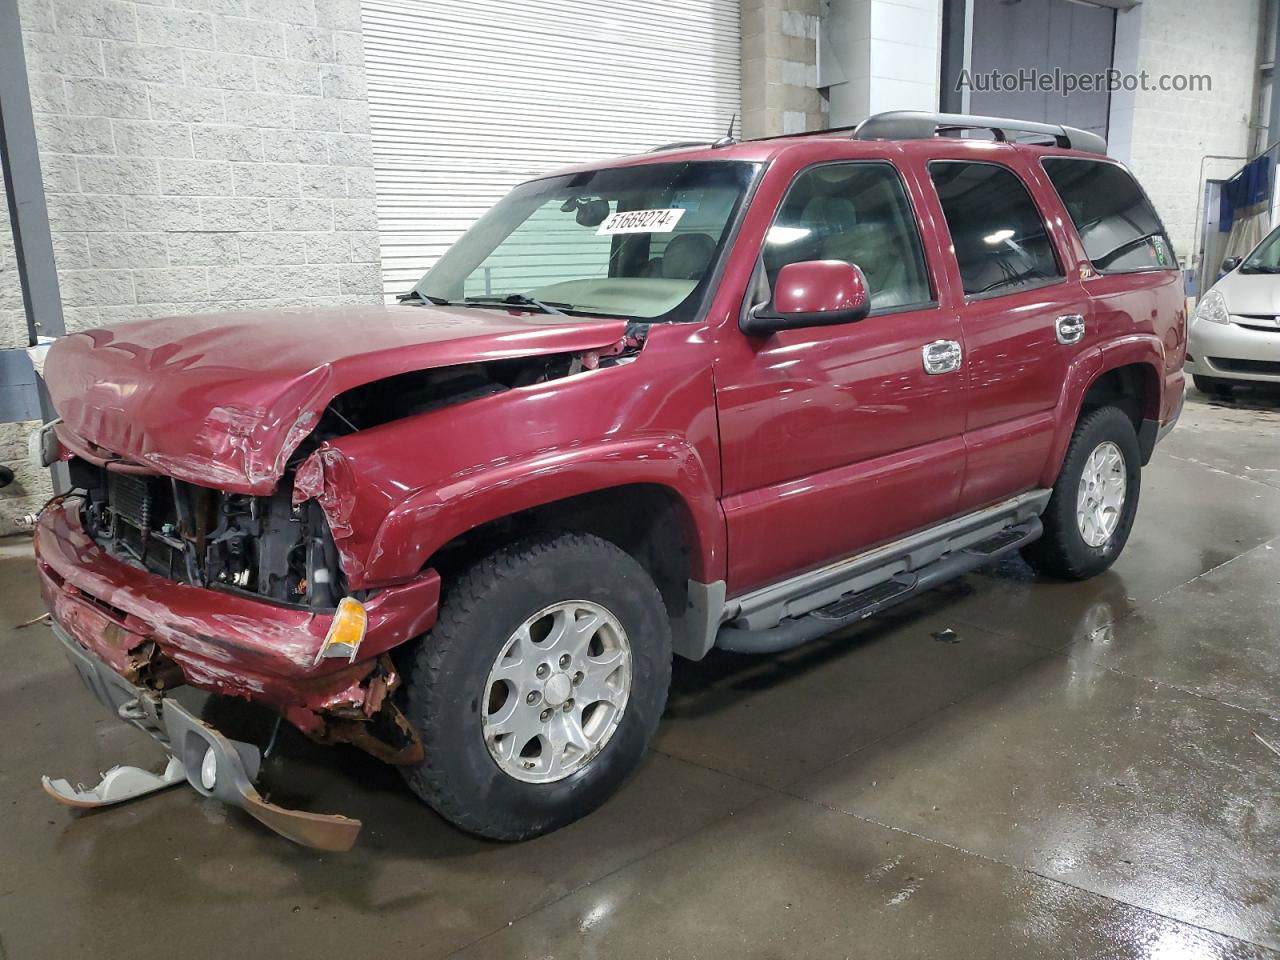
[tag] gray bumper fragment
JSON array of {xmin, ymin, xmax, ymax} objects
[{"xmin": 45, "ymin": 622, "xmax": 362, "ymax": 851}]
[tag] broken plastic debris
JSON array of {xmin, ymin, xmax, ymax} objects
[{"xmin": 931, "ymin": 628, "xmax": 960, "ymax": 644}]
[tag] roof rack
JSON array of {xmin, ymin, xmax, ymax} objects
[
  {"xmin": 852, "ymin": 111, "xmax": 1107, "ymax": 155},
  {"xmin": 648, "ymin": 140, "xmax": 713, "ymax": 153}
]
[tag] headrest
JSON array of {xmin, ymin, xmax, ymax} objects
[
  {"xmin": 662, "ymin": 233, "xmax": 717, "ymax": 280},
  {"xmin": 800, "ymin": 196, "xmax": 858, "ymax": 233}
]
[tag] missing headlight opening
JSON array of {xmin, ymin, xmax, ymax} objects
[{"xmin": 72, "ymin": 459, "xmax": 345, "ymax": 610}]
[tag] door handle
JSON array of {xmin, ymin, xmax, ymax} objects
[
  {"xmin": 922, "ymin": 339, "xmax": 962, "ymax": 375},
  {"xmin": 1055, "ymin": 314, "xmax": 1085, "ymax": 344}
]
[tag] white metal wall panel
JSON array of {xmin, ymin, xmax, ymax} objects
[{"xmin": 361, "ymin": 0, "xmax": 741, "ymax": 298}]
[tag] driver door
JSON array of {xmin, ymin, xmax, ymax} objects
[{"xmin": 714, "ymin": 160, "xmax": 967, "ymax": 596}]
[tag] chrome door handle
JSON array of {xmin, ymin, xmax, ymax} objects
[
  {"xmin": 922, "ymin": 339, "xmax": 962, "ymax": 375},
  {"xmin": 1055, "ymin": 314, "xmax": 1085, "ymax": 344}
]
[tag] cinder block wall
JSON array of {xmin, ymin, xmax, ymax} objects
[
  {"xmin": 1, "ymin": 0, "xmax": 382, "ymax": 532},
  {"xmin": 740, "ymin": 0, "xmax": 825, "ymax": 138},
  {"xmin": 1109, "ymin": 0, "xmax": 1262, "ymax": 261}
]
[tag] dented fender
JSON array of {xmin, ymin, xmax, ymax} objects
[
  {"xmin": 292, "ymin": 326, "xmax": 726, "ymax": 589},
  {"xmin": 369, "ymin": 435, "xmax": 722, "ymax": 585}
]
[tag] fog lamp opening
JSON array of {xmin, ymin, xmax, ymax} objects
[{"xmin": 199, "ymin": 746, "xmax": 218, "ymax": 791}]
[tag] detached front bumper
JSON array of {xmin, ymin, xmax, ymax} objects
[
  {"xmin": 46, "ymin": 620, "xmax": 361, "ymax": 850},
  {"xmin": 33, "ymin": 498, "xmax": 440, "ymax": 736}
]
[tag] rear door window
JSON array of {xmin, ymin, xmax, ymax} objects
[
  {"xmin": 1041, "ymin": 158, "xmax": 1176, "ymax": 273},
  {"xmin": 928, "ymin": 161, "xmax": 1064, "ymax": 298}
]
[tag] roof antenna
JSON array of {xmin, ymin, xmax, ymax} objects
[{"xmin": 713, "ymin": 113, "xmax": 738, "ymax": 148}]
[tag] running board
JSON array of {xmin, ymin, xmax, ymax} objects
[{"xmin": 715, "ymin": 518, "xmax": 1041, "ymax": 655}]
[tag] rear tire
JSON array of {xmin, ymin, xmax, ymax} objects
[
  {"xmin": 1193, "ymin": 374, "xmax": 1232, "ymax": 396},
  {"xmin": 1022, "ymin": 406, "xmax": 1141, "ymax": 580},
  {"xmin": 399, "ymin": 532, "xmax": 672, "ymax": 840}
]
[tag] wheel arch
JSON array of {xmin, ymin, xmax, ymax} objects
[
  {"xmin": 1040, "ymin": 343, "xmax": 1165, "ymax": 487},
  {"xmin": 415, "ymin": 481, "xmax": 725, "ymax": 662}
]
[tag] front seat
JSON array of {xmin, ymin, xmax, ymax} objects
[
  {"xmin": 799, "ymin": 197, "xmax": 910, "ymax": 309},
  {"xmin": 661, "ymin": 233, "xmax": 717, "ymax": 280}
]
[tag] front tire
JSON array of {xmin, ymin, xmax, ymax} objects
[
  {"xmin": 1022, "ymin": 406, "xmax": 1141, "ymax": 580},
  {"xmin": 399, "ymin": 532, "xmax": 672, "ymax": 840}
]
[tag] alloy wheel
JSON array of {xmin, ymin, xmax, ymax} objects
[
  {"xmin": 481, "ymin": 600, "xmax": 632, "ymax": 783},
  {"xmin": 1076, "ymin": 440, "xmax": 1127, "ymax": 548}
]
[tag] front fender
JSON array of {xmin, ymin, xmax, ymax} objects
[
  {"xmin": 293, "ymin": 329, "xmax": 724, "ymax": 590},
  {"xmin": 361, "ymin": 435, "xmax": 725, "ymax": 586}
]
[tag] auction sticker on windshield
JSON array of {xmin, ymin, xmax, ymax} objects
[{"xmin": 596, "ymin": 208, "xmax": 686, "ymax": 235}]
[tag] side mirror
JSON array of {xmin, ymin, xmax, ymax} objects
[
  {"xmin": 742, "ymin": 260, "xmax": 870, "ymax": 336},
  {"xmin": 1221, "ymin": 256, "xmax": 1242, "ymax": 273}
]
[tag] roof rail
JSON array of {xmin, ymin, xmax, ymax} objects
[
  {"xmin": 852, "ymin": 111, "xmax": 1107, "ymax": 155},
  {"xmin": 648, "ymin": 140, "xmax": 713, "ymax": 153}
]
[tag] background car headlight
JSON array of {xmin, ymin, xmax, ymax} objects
[{"xmin": 1193, "ymin": 289, "xmax": 1231, "ymax": 325}]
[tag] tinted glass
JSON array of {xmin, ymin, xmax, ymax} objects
[
  {"xmin": 416, "ymin": 161, "xmax": 756, "ymax": 321},
  {"xmin": 1042, "ymin": 158, "xmax": 1175, "ymax": 273},
  {"xmin": 764, "ymin": 162, "xmax": 932, "ymax": 312},
  {"xmin": 929, "ymin": 161, "xmax": 1063, "ymax": 297}
]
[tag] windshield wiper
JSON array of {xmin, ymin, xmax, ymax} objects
[
  {"xmin": 397, "ymin": 290, "xmax": 452, "ymax": 305},
  {"xmin": 1093, "ymin": 231, "xmax": 1165, "ymax": 271},
  {"xmin": 1240, "ymin": 263, "xmax": 1280, "ymax": 274},
  {"xmin": 463, "ymin": 293, "xmax": 570, "ymax": 315},
  {"xmin": 975, "ymin": 266, "xmax": 1053, "ymax": 294}
]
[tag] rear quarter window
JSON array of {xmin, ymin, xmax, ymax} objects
[{"xmin": 1041, "ymin": 158, "xmax": 1176, "ymax": 274}]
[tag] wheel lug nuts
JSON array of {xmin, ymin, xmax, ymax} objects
[
  {"xmin": 540, "ymin": 708, "xmax": 553, "ymax": 722},
  {"xmin": 536, "ymin": 663, "xmax": 549, "ymax": 679},
  {"xmin": 572, "ymin": 671, "xmax": 584, "ymax": 685},
  {"xmin": 526, "ymin": 691, "xmax": 540, "ymax": 705},
  {"xmin": 558, "ymin": 654, "xmax": 571, "ymax": 669},
  {"xmin": 563, "ymin": 699, "xmax": 574, "ymax": 712}
]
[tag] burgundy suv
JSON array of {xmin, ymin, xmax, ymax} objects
[{"xmin": 32, "ymin": 112, "xmax": 1185, "ymax": 848}]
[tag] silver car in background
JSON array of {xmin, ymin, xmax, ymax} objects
[{"xmin": 1189, "ymin": 227, "xmax": 1280, "ymax": 394}]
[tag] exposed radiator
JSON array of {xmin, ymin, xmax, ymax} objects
[{"xmin": 107, "ymin": 472, "xmax": 153, "ymax": 532}]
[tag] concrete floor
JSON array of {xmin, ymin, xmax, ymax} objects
[{"xmin": 1, "ymin": 386, "xmax": 1278, "ymax": 959}]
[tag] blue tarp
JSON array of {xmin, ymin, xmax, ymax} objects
[{"xmin": 1219, "ymin": 155, "xmax": 1271, "ymax": 233}]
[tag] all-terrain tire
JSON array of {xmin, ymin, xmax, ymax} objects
[
  {"xmin": 1021, "ymin": 406, "xmax": 1141, "ymax": 581},
  {"xmin": 399, "ymin": 532, "xmax": 672, "ymax": 840}
]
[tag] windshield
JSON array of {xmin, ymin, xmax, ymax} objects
[
  {"xmin": 412, "ymin": 160, "xmax": 758, "ymax": 321},
  {"xmin": 1240, "ymin": 226, "xmax": 1280, "ymax": 273}
]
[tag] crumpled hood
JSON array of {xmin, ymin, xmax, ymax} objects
[{"xmin": 45, "ymin": 304, "xmax": 628, "ymax": 493}]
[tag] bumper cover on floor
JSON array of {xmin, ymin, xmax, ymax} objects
[{"xmin": 47, "ymin": 620, "xmax": 361, "ymax": 851}]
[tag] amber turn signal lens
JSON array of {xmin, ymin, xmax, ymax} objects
[{"xmin": 314, "ymin": 597, "xmax": 367, "ymax": 665}]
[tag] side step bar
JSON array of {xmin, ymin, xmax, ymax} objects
[{"xmin": 715, "ymin": 518, "xmax": 1041, "ymax": 655}]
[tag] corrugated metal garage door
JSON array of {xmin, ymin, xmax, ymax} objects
[{"xmin": 361, "ymin": 0, "xmax": 742, "ymax": 299}]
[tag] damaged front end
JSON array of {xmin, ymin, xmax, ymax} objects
[
  {"xmin": 74, "ymin": 459, "xmax": 346, "ymax": 609},
  {"xmin": 34, "ymin": 304, "xmax": 640, "ymax": 847},
  {"xmin": 34, "ymin": 469, "xmax": 435, "ymax": 847}
]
